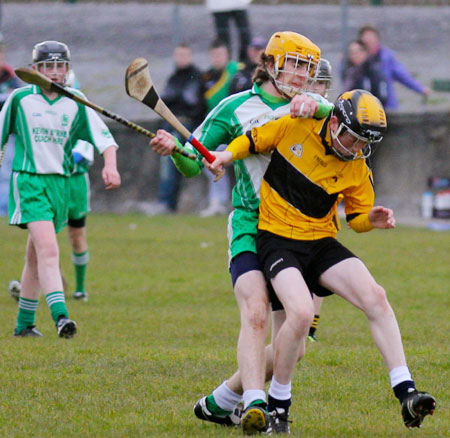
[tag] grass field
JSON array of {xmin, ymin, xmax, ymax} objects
[{"xmin": 0, "ymin": 214, "xmax": 448, "ymax": 437}]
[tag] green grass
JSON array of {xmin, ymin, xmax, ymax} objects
[{"xmin": 0, "ymin": 214, "xmax": 448, "ymax": 437}]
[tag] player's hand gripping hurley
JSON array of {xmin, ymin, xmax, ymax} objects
[
  {"xmin": 14, "ymin": 67, "xmax": 196, "ymax": 161},
  {"xmin": 125, "ymin": 58, "xmax": 224, "ymax": 180}
]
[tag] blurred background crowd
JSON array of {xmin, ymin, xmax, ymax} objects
[{"xmin": 0, "ymin": 1, "xmax": 449, "ymax": 219}]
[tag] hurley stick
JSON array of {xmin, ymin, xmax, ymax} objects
[
  {"xmin": 14, "ymin": 67, "xmax": 196, "ymax": 160},
  {"xmin": 125, "ymin": 58, "xmax": 224, "ymax": 179}
]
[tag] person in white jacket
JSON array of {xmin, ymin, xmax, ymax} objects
[{"xmin": 206, "ymin": 0, "xmax": 253, "ymax": 62}]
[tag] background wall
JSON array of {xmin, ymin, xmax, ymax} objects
[
  {"xmin": 89, "ymin": 110, "xmax": 450, "ymax": 221},
  {"xmin": 2, "ymin": 2, "xmax": 449, "ymax": 221}
]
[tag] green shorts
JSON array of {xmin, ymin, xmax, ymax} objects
[
  {"xmin": 9, "ymin": 172, "xmax": 69, "ymax": 233},
  {"xmin": 227, "ymin": 208, "xmax": 259, "ymax": 263},
  {"xmin": 68, "ymin": 172, "xmax": 90, "ymax": 220}
]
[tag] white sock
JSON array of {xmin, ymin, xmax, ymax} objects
[
  {"xmin": 268, "ymin": 377, "xmax": 292, "ymax": 400},
  {"xmin": 389, "ymin": 366, "xmax": 412, "ymax": 388},
  {"xmin": 212, "ymin": 381, "xmax": 243, "ymax": 411},
  {"xmin": 243, "ymin": 389, "xmax": 266, "ymax": 409}
]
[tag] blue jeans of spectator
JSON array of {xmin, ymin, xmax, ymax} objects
[
  {"xmin": 158, "ymin": 155, "xmax": 181, "ymax": 211},
  {"xmin": 158, "ymin": 122, "xmax": 195, "ymax": 211}
]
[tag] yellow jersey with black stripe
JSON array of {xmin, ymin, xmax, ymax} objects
[{"xmin": 227, "ymin": 114, "xmax": 375, "ymax": 240}]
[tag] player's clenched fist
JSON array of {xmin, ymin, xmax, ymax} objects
[{"xmin": 150, "ymin": 129, "xmax": 176, "ymax": 156}]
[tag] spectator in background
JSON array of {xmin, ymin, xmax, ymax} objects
[
  {"xmin": 341, "ymin": 39, "xmax": 388, "ymax": 106},
  {"xmin": 0, "ymin": 40, "xmax": 21, "ymax": 215},
  {"xmin": 229, "ymin": 35, "xmax": 266, "ymax": 94},
  {"xmin": 137, "ymin": 43, "xmax": 205, "ymax": 215},
  {"xmin": 199, "ymin": 39, "xmax": 240, "ymax": 217},
  {"xmin": 358, "ymin": 25, "xmax": 430, "ymax": 110},
  {"xmin": 206, "ymin": 0, "xmax": 252, "ymax": 63}
]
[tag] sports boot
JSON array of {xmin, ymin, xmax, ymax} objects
[
  {"xmin": 9, "ymin": 280, "xmax": 21, "ymax": 301},
  {"xmin": 14, "ymin": 326, "xmax": 43, "ymax": 337},
  {"xmin": 56, "ymin": 316, "xmax": 77, "ymax": 338},
  {"xmin": 241, "ymin": 403, "xmax": 272, "ymax": 435},
  {"xmin": 270, "ymin": 407, "xmax": 292, "ymax": 434},
  {"xmin": 401, "ymin": 389, "xmax": 436, "ymax": 428},
  {"xmin": 193, "ymin": 396, "xmax": 241, "ymax": 426},
  {"xmin": 73, "ymin": 291, "xmax": 89, "ymax": 302}
]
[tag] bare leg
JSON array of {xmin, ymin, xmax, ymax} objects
[
  {"xmin": 27, "ymin": 221, "xmax": 63, "ymax": 295},
  {"xmin": 20, "ymin": 234, "xmax": 41, "ymax": 300},
  {"xmin": 320, "ymin": 258, "xmax": 407, "ymax": 370},
  {"xmin": 68, "ymin": 225, "xmax": 87, "ymax": 253},
  {"xmin": 271, "ymin": 268, "xmax": 314, "ymax": 384},
  {"xmin": 234, "ymin": 270, "xmax": 271, "ymax": 392},
  {"xmin": 313, "ymin": 295, "xmax": 323, "ymax": 315}
]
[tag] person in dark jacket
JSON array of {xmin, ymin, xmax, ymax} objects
[
  {"xmin": 137, "ymin": 43, "xmax": 206, "ymax": 215},
  {"xmin": 341, "ymin": 39, "xmax": 388, "ymax": 106},
  {"xmin": 229, "ymin": 36, "xmax": 266, "ymax": 95}
]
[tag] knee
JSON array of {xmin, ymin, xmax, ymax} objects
[
  {"xmin": 285, "ymin": 305, "xmax": 314, "ymax": 337},
  {"xmin": 240, "ymin": 292, "xmax": 270, "ymax": 331},
  {"xmin": 245, "ymin": 299, "xmax": 270, "ymax": 331},
  {"xmin": 37, "ymin": 242, "xmax": 59, "ymax": 263},
  {"xmin": 363, "ymin": 283, "xmax": 391, "ymax": 315}
]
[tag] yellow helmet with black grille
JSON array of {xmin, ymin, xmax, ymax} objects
[{"xmin": 265, "ymin": 31, "xmax": 321, "ymax": 98}]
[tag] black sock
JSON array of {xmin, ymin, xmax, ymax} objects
[
  {"xmin": 268, "ymin": 395, "xmax": 291, "ymax": 413},
  {"xmin": 393, "ymin": 380, "xmax": 416, "ymax": 404}
]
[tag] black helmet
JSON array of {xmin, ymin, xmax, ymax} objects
[
  {"xmin": 317, "ymin": 58, "xmax": 332, "ymax": 82},
  {"xmin": 314, "ymin": 58, "xmax": 332, "ymax": 97},
  {"xmin": 331, "ymin": 89, "xmax": 387, "ymax": 161},
  {"xmin": 32, "ymin": 41, "xmax": 70, "ymax": 64}
]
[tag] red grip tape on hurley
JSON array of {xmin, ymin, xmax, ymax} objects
[{"xmin": 188, "ymin": 135, "xmax": 215, "ymax": 163}]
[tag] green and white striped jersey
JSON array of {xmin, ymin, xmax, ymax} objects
[
  {"xmin": 187, "ymin": 83, "xmax": 331, "ymax": 212},
  {"xmin": 0, "ymin": 85, "xmax": 117, "ymax": 176}
]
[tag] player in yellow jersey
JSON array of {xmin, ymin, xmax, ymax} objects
[{"xmin": 208, "ymin": 89, "xmax": 436, "ymax": 433}]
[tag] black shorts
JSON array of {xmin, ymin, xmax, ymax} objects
[
  {"xmin": 257, "ymin": 230, "xmax": 357, "ymax": 311},
  {"xmin": 229, "ymin": 251, "xmax": 261, "ymax": 287}
]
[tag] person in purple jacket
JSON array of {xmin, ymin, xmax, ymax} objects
[{"xmin": 358, "ymin": 25, "xmax": 430, "ymax": 110}]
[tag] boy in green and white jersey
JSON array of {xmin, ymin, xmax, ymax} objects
[
  {"xmin": 0, "ymin": 41, "xmax": 121, "ymax": 338},
  {"xmin": 150, "ymin": 32, "xmax": 332, "ymax": 433}
]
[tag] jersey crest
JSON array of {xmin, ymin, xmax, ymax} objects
[{"xmin": 290, "ymin": 143, "xmax": 303, "ymax": 158}]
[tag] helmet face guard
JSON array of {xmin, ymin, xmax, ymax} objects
[
  {"xmin": 269, "ymin": 52, "xmax": 319, "ymax": 98},
  {"xmin": 308, "ymin": 58, "xmax": 332, "ymax": 97},
  {"xmin": 265, "ymin": 31, "xmax": 321, "ymax": 98},
  {"xmin": 32, "ymin": 41, "xmax": 71, "ymax": 85},
  {"xmin": 331, "ymin": 89, "xmax": 387, "ymax": 161}
]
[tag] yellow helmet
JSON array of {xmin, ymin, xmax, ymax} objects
[
  {"xmin": 331, "ymin": 89, "xmax": 387, "ymax": 161},
  {"xmin": 265, "ymin": 31, "xmax": 321, "ymax": 98}
]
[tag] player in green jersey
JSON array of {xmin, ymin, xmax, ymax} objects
[
  {"xmin": 150, "ymin": 32, "xmax": 332, "ymax": 434},
  {"xmin": 0, "ymin": 41, "xmax": 120, "ymax": 338}
]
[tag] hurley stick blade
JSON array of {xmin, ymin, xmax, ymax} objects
[
  {"xmin": 16, "ymin": 67, "xmax": 54, "ymax": 92},
  {"xmin": 15, "ymin": 67, "xmax": 74, "ymax": 101},
  {"xmin": 125, "ymin": 58, "xmax": 191, "ymax": 138},
  {"xmin": 125, "ymin": 58, "xmax": 154, "ymax": 104},
  {"xmin": 125, "ymin": 58, "xmax": 223, "ymax": 178}
]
